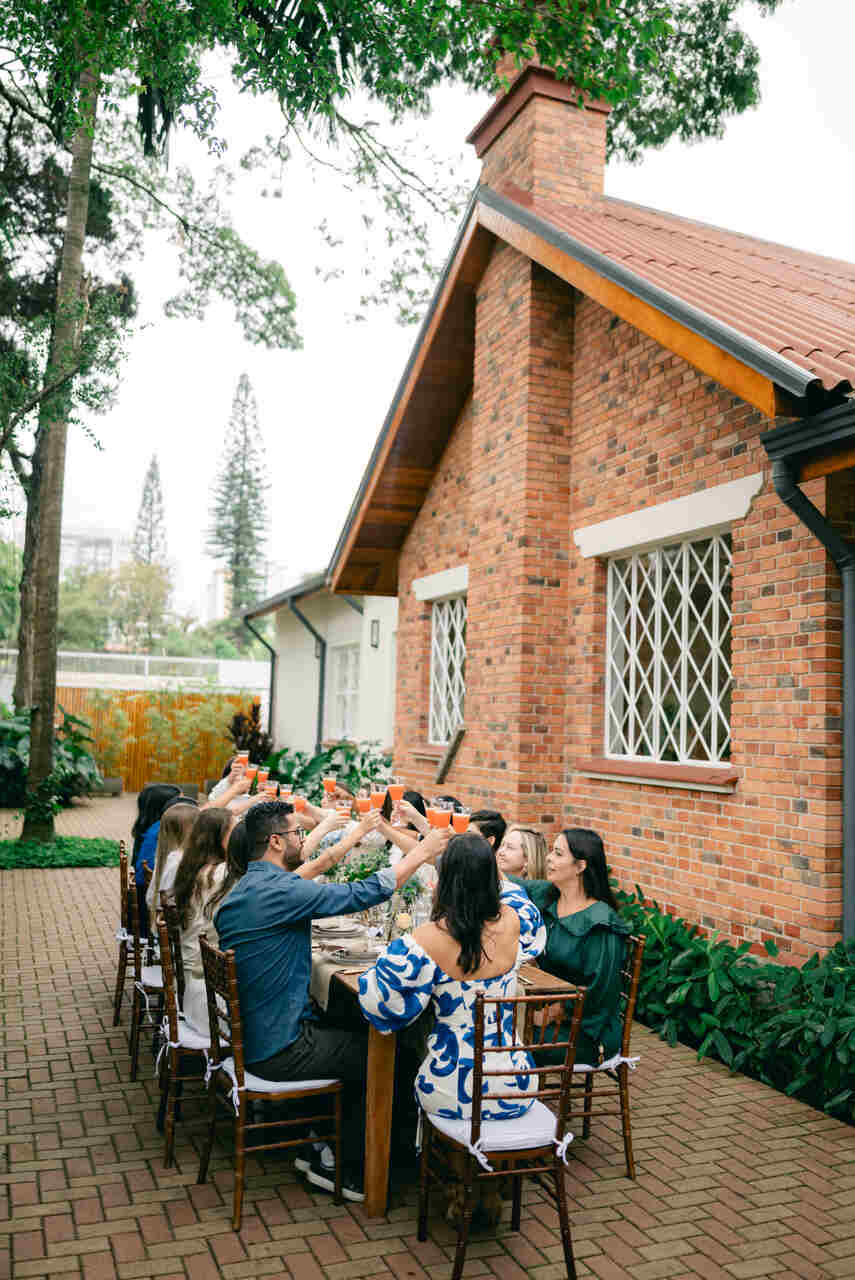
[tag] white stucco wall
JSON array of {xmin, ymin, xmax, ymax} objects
[{"xmin": 271, "ymin": 591, "xmax": 398, "ymax": 755}]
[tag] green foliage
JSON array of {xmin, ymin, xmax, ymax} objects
[
  {"xmin": 206, "ymin": 373, "xmax": 269, "ymax": 615},
  {"xmin": 88, "ymin": 689, "xmax": 134, "ymax": 779},
  {"xmin": 0, "ymin": 538, "xmax": 22, "ymax": 646},
  {"xmin": 0, "ymin": 702, "xmax": 101, "ymax": 808},
  {"xmin": 57, "ymin": 567, "xmax": 113, "ymax": 651},
  {"xmin": 266, "ymin": 740, "xmax": 392, "ymax": 805},
  {"xmin": 0, "ymin": 835, "xmax": 119, "ymax": 869},
  {"xmin": 227, "ymin": 701, "xmax": 273, "ymax": 762},
  {"xmin": 141, "ymin": 688, "xmax": 246, "ymax": 783},
  {"xmin": 616, "ymin": 886, "xmax": 855, "ymax": 1123}
]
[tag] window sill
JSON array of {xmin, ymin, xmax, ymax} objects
[
  {"xmin": 411, "ymin": 745, "xmax": 445, "ymax": 763},
  {"xmin": 576, "ymin": 756, "xmax": 738, "ymax": 794}
]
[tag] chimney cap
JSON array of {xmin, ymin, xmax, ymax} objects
[{"xmin": 467, "ymin": 64, "xmax": 610, "ymax": 159}]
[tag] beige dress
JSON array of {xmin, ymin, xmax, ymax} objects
[{"xmin": 180, "ymin": 862, "xmax": 227, "ymax": 1035}]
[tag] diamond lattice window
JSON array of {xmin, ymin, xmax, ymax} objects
[
  {"xmin": 429, "ymin": 596, "xmax": 467, "ymax": 745},
  {"xmin": 606, "ymin": 534, "xmax": 732, "ymax": 763}
]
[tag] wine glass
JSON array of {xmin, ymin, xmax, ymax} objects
[{"xmin": 387, "ymin": 776, "xmax": 405, "ymax": 826}]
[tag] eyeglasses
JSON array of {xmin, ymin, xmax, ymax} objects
[{"xmin": 276, "ymin": 826, "xmax": 303, "ymax": 842}]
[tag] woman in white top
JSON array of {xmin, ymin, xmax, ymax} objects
[
  {"xmin": 173, "ymin": 808, "xmax": 236, "ymax": 1034},
  {"xmin": 358, "ymin": 833, "xmax": 546, "ymax": 1121},
  {"xmin": 146, "ymin": 802, "xmax": 199, "ymax": 914}
]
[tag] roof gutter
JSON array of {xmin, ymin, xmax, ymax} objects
[
  {"xmin": 242, "ymin": 617, "xmax": 276, "ymax": 738},
  {"xmin": 289, "ymin": 601, "xmax": 326, "ymax": 755},
  {"xmin": 763, "ymin": 401, "xmax": 855, "ymax": 942}
]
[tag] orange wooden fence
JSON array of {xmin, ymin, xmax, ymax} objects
[{"xmin": 57, "ymin": 687, "xmax": 257, "ymax": 794}]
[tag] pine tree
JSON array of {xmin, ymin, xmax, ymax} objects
[
  {"xmin": 206, "ymin": 374, "xmax": 268, "ymax": 615},
  {"xmin": 133, "ymin": 455, "xmax": 167, "ymax": 566}
]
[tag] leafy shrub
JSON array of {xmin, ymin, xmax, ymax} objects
[
  {"xmin": 228, "ymin": 702, "xmax": 272, "ymax": 762},
  {"xmin": 266, "ymin": 740, "xmax": 392, "ymax": 804},
  {"xmin": 0, "ymin": 704, "xmax": 101, "ymax": 808},
  {"xmin": 0, "ymin": 836, "xmax": 119, "ymax": 869},
  {"xmin": 616, "ymin": 885, "xmax": 855, "ymax": 1123}
]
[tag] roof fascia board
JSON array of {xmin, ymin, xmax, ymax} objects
[
  {"xmin": 477, "ymin": 186, "xmax": 820, "ymax": 412},
  {"xmin": 328, "ymin": 188, "xmax": 485, "ymax": 592},
  {"xmin": 243, "ymin": 573, "xmax": 328, "ymax": 621}
]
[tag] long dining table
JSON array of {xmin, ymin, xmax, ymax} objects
[{"xmin": 328, "ymin": 963, "xmax": 575, "ymax": 1217}]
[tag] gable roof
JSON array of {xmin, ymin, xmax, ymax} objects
[{"xmin": 330, "ymin": 182, "xmax": 855, "ymax": 595}]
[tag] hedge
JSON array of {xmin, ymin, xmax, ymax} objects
[
  {"xmin": 616, "ymin": 886, "xmax": 855, "ymax": 1123},
  {"xmin": 0, "ymin": 837, "xmax": 120, "ymax": 869}
]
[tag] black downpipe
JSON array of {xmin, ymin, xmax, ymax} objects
[
  {"xmin": 772, "ymin": 459, "xmax": 855, "ymax": 941},
  {"xmin": 290, "ymin": 601, "xmax": 326, "ymax": 755},
  {"xmin": 243, "ymin": 617, "xmax": 276, "ymax": 738}
]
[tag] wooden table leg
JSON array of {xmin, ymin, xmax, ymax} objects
[{"xmin": 363, "ymin": 1026, "xmax": 396, "ymax": 1216}]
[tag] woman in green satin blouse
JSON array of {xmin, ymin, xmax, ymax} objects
[{"xmin": 507, "ymin": 827, "xmax": 630, "ymax": 1066}]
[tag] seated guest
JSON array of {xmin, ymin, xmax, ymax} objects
[
  {"xmin": 469, "ymin": 809, "xmax": 506, "ymax": 851},
  {"xmin": 208, "ymin": 757, "xmax": 242, "ymax": 803},
  {"xmin": 214, "ymin": 800, "xmax": 451, "ymax": 1202},
  {"xmin": 146, "ymin": 802, "xmax": 199, "ymax": 912},
  {"xmin": 507, "ymin": 828, "xmax": 630, "ymax": 1067},
  {"xmin": 359, "ymin": 832, "xmax": 545, "ymax": 1120},
  {"xmin": 174, "ymin": 808, "xmax": 236, "ymax": 1035},
  {"xmin": 495, "ymin": 826, "xmax": 548, "ymax": 881},
  {"xmin": 132, "ymin": 783, "xmax": 182, "ymax": 936}
]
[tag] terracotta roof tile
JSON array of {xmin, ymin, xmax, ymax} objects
[{"xmin": 501, "ymin": 186, "xmax": 855, "ymax": 396}]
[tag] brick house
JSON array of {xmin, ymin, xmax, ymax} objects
[{"xmin": 328, "ymin": 66, "xmax": 855, "ymax": 957}]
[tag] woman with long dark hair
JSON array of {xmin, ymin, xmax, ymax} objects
[
  {"xmin": 131, "ymin": 783, "xmax": 182, "ymax": 934},
  {"xmin": 174, "ymin": 808, "xmax": 236, "ymax": 1034},
  {"xmin": 506, "ymin": 827, "xmax": 630, "ymax": 1067},
  {"xmin": 358, "ymin": 833, "xmax": 546, "ymax": 1121}
]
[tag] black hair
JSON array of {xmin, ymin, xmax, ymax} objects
[
  {"xmin": 220, "ymin": 756, "xmax": 237, "ymax": 779},
  {"xmin": 173, "ymin": 808, "xmax": 234, "ymax": 928},
  {"xmin": 433, "ymin": 794, "xmax": 463, "ymax": 812},
  {"xmin": 561, "ymin": 828, "xmax": 619, "ymax": 911},
  {"xmin": 244, "ymin": 800, "xmax": 294, "ymax": 858},
  {"xmin": 132, "ymin": 783, "xmax": 182, "ymax": 856},
  {"xmin": 208, "ymin": 820, "xmax": 253, "ymax": 916},
  {"xmin": 469, "ymin": 809, "xmax": 506, "ymax": 851},
  {"xmin": 432, "ymin": 833, "xmax": 502, "ymax": 975}
]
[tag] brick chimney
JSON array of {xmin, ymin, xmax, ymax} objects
[{"xmin": 466, "ymin": 62, "xmax": 610, "ymax": 207}]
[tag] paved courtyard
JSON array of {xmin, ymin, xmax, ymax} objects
[{"xmin": 1, "ymin": 795, "xmax": 854, "ymax": 1280}]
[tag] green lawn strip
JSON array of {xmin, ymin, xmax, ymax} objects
[{"xmin": 0, "ymin": 836, "xmax": 119, "ymax": 869}]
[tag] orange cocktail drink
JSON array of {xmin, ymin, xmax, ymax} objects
[
  {"xmin": 388, "ymin": 783, "xmax": 405, "ymax": 806},
  {"xmin": 427, "ymin": 806, "xmax": 450, "ymax": 828},
  {"xmin": 293, "ymin": 795, "xmax": 306, "ymax": 812},
  {"xmin": 244, "ymin": 766, "xmax": 258, "ymax": 782},
  {"xmin": 452, "ymin": 812, "xmax": 469, "ymax": 834},
  {"xmin": 370, "ymin": 790, "xmax": 385, "ymax": 810},
  {"xmin": 322, "ymin": 776, "xmax": 336, "ymax": 795},
  {"xmin": 356, "ymin": 796, "xmax": 371, "ymax": 814}
]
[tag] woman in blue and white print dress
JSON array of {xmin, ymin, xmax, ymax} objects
[{"xmin": 358, "ymin": 833, "xmax": 546, "ymax": 1122}]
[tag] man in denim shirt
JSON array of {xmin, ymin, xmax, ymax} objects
[{"xmin": 215, "ymin": 800, "xmax": 449, "ymax": 1199}]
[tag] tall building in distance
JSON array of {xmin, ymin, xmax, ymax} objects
[{"xmin": 60, "ymin": 525, "xmax": 133, "ymax": 576}]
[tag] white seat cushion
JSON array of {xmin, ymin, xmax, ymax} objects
[
  {"xmin": 427, "ymin": 1100, "xmax": 563, "ymax": 1153},
  {"xmin": 141, "ymin": 966, "xmax": 162, "ymax": 989},
  {"xmin": 176, "ymin": 1019, "xmax": 210, "ymax": 1051},
  {"xmin": 220, "ymin": 1057, "xmax": 338, "ymax": 1094}
]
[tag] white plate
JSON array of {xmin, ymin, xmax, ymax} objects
[{"xmin": 313, "ymin": 918, "xmax": 363, "ymax": 935}]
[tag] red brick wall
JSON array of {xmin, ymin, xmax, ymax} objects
[
  {"xmin": 394, "ymin": 247, "xmax": 844, "ymax": 957},
  {"xmin": 479, "ymin": 91, "xmax": 609, "ymax": 207}
]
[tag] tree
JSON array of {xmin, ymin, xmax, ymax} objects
[
  {"xmin": 207, "ymin": 374, "xmax": 268, "ymax": 616},
  {"xmin": 0, "ymin": 0, "xmax": 783, "ymax": 841},
  {"xmin": 56, "ymin": 567, "xmax": 113, "ymax": 652},
  {"xmin": 111, "ymin": 560, "xmax": 172, "ymax": 653},
  {"xmin": 133, "ymin": 455, "xmax": 167, "ymax": 567}
]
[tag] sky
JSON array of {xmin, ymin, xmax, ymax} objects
[{"xmin": 53, "ymin": 0, "xmax": 855, "ymax": 619}]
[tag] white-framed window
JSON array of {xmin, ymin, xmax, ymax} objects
[
  {"xmin": 328, "ymin": 643, "xmax": 360, "ymax": 741},
  {"xmin": 606, "ymin": 532, "xmax": 732, "ymax": 764},
  {"xmin": 429, "ymin": 595, "xmax": 467, "ymax": 745}
]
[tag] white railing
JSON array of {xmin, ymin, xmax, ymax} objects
[{"xmin": 0, "ymin": 649, "xmax": 270, "ymax": 714}]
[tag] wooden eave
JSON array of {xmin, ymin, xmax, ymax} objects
[{"xmin": 330, "ymin": 187, "xmax": 822, "ymax": 597}]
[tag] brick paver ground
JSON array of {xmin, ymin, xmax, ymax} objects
[{"xmin": 2, "ymin": 795, "xmax": 854, "ymax": 1280}]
